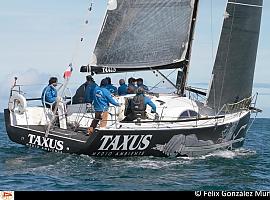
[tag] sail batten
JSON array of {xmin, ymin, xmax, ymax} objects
[
  {"xmin": 228, "ymin": 2, "xmax": 263, "ymax": 8},
  {"xmin": 206, "ymin": 0, "xmax": 263, "ymax": 112},
  {"xmin": 90, "ymin": 0, "xmax": 197, "ymax": 74}
]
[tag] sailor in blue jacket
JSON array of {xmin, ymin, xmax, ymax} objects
[
  {"xmin": 118, "ymin": 79, "xmax": 128, "ymax": 96},
  {"xmin": 84, "ymin": 76, "xmax": 97, "ymax": 104},
  {"xmin": 41, "ymin": 77, "xmax": 58, "ymax": 109},
  {"xmin": 105, "ymin": 77, "xmax": 118, "ymax": 95},
  {"xmin": 88, "ymin": 78, "xmax": 120, "ymax": 135}
]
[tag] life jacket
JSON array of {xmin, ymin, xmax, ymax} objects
[
  {"xmin": 131, "ymin": 95, "xmax": 146, "ymax": 119},
  {"xmin": 131, "ymin": 95, "xmax": 145, "ymax": 111}
]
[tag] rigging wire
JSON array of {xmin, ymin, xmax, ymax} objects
[
  {"xmin": 69, "ymin": 1, "xmax": 95, "ymax": 127},
  {"xmin": 210, "ymin": 0, "xmax": 214, "ymax": 62},
  {"xmin": 218, "ymin": 3, "xmax": 236, "ymax": 111},
  {"xmin": 149, "ymin": 69, "xmax": 177, "ymax": 92},
  {"xmin": 59, "ymin": 1, "xmax": 94, "ymax": 97},
  {"xmin": 46, "ymin": 1, "xmax": 95, "ymax": 134},
  {"xmin": 210, "ymin": 0, "xmax": 217, "ymax": 118},
  {"xmin": 70, "ymin": 0, "xmax": 94, "ymax": 69}
]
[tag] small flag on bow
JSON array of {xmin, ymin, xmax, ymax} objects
[{"xmin": 63, "ymin": 63, "xmax": 73, "ymax": 79}]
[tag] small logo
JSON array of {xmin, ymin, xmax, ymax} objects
[
  {"xmin": 195, "ymin": 191, "xmax": 201, "ymax": 197},
  {"xmin": 0, "ymin": 191, "xmax": 14, "ymax": 200}
]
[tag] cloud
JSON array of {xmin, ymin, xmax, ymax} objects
[{"xmin": 0, "ymin": 69, "xmax": 51, "ymax": 111}]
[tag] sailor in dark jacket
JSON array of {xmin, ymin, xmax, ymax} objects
[
  {"xmin": 127, "ymin": 77, "xmax": 137, "ymax": 94},
  {"xmin": 124, "ymin": 87, "xmax": 156, "ymax": 121},
  {"xmin": 136, "ymin": 78, "xmax": 149, "ymax": 92},
  {"xmin": 72, "ymin": 75, "xmax": 97, "ymax": 104}
]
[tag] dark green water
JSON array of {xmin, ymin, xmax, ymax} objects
[{"xmin": 0, "ymin": 114, "xmax": 269, "ymax": 191}]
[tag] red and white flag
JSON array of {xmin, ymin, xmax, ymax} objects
[{"xmin": 63, "ymin": 64, "xmax": 73, "ymax": 79}]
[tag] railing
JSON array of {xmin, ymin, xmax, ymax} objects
[
  {"xmin": 218, "ymin": 96, "xmax": 252, "ymax": 115},
  {"xmin": 108, "ymin": 105, "xmax": 118, "ymax": 128},
  {"xmin": 9, "ymin": 85, "xmax": 23, "ymax": 97},
  {"xmin": 67, "ymin": 104, "xmax": 119, "ymax": 130}
]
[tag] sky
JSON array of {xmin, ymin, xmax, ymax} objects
[{"xmin": 0, "ymin": 0, "xmax": 269, "ymax": 117}]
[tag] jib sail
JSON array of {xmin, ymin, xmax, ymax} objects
[{"xmin": 206, "ymin": 0, "xmax": 263, "ymax": 112}]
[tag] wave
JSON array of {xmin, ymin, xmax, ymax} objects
[{"xmin": 180, "ymin": 148, "xmax": 256, "ymax": 160}]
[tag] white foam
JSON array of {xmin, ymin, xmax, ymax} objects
[{"xmin": 179, "ymin": 148, "xmax": 257, "ymax": 160}]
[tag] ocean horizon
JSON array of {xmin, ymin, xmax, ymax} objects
[{"xmin": 1, "ymin": 81, "xmax": 270, "ymax": 118}]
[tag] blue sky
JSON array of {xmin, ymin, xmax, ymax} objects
[{"xmin": 0, "ymin": 0, "xmax": 269, "ymax": 117}]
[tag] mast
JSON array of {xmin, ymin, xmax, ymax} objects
[
  {"xmin": 206, "ymin": 0, "xmax": 263, "ymax": 112},
  {"xmin": 176, "ymin": 0, "xmax": 199, "ymax": 95}
]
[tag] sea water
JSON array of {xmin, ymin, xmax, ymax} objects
[{"xmin": 0, "ymin": 113, "xmax": 269, "ymax": 191}]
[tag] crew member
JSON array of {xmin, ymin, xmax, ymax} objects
[
  {"xmin": 84, "ymin": 75, "xmax": 97, "ymax": 104},
  {"xmin": 136, "ymin": 78, "xmax": 149, "ymax": 92},
  {"xmin": 105, "ymin": 77, "xmax": 118, "ymax": 95},
  {"xmin": 72, "ymin": 75, "xmax": 97, "ymax": 104},
  {"xmin": 127, "ymin": 77, "xmax": 137, "ymax": 94},
  {"xmin": 118, "ymin": 79, "xmax": 128, "ymax": 96},
  {"xmin": 124, "ymin": 88, "xmax": 156, "ymax": 121},
  {"xmin": 88, "ymin": 78, "xmax": 120, "ymax": 135},
  {"xmin": 41, "ymin": 77, "xmax": 58, "ymax": 110}
]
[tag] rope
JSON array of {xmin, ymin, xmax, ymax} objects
[
  {"xmin": 246, "ymin": 112, "xmax": 258, "ymax": 133},
  {"xmin": 217, "ymin": 3, "xmax": 236, "ymax": 110},
  {"xmin": 247, "ymin": 93, "xmax": 260, "ymax": 132}
]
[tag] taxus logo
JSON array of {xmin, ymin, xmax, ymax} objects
[
  {"xmin": 98, "ymin": 135, "xmax": 152, "ymax": 151},
  {"xmin": 102, "ymin": 67, "xmax": 116, "ymax": 73},
  {"xmin": 27, "ymin": 134, "xmax": 64, "ymax": 151}
]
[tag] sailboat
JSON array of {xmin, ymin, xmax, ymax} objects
[{"xmin": 4, "ymin": 0, "xmax": 263, "ymax": 157}]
